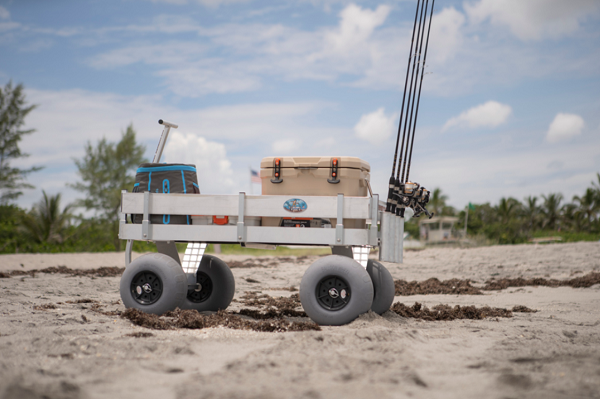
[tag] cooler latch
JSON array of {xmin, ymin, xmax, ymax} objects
[
  {"xmin": 270, "ymin": 158, "xmax": 283, "ymax": 184},
  {"xmin": 327, "ymin": 157, "xmax": 340, "ymax": 184}
]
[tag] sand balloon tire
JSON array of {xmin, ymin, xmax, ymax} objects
[
  {"xmin": 300, "ymin": 255, "xmax": 374, "ymax": 326},
  {"xmin": 179, "ymin": 255, "xmax": 235, "ymax": 312},
  {"xmin": 120, "ymin": 253, "xmax": 187, "ymax": 315},
  {"xmin": 366, "ymin": 259, "xmax": 395, "ymax": 314}
]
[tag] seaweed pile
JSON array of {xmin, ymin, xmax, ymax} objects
[
  {"xmin": 121, "ymin": 308, "xmax": 320, "ymax": 332},
  {"xmin": 393, "ymin": 272, "xmax": 600, "ymax": 296},
  {"xmin": 6, "ymin": 266, "xmax": 124, "ymax": 278},
  {"xmin": 390, "ymin": 302, "xmax": 536, "ymax": 321}
]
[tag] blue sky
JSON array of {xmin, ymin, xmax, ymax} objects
[{"xmin": 1, "ymin": 0, "xmax": 599, "ymax": 211}]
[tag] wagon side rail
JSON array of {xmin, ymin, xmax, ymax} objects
[{"xmin": 119, "ymin": 192, "xmax": 380, "ymax": 247}]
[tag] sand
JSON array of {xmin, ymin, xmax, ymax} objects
[{"xmin": 1, "ymin": 242, "xmax": 599, "ymax": 399}]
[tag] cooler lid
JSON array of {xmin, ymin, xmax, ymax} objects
[{"xmin": 260, "ymin": 156, "xmax": 370, "ymax": 172}]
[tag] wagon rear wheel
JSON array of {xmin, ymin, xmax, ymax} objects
[{"xmin": 300, "ymin": 255, "xmax": 373, "ymax": 326}]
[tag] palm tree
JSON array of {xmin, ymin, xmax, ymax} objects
[
  {"xmin": 561, "ymin": 203, "xmax": 585, "ymax": 232},
  {"xmin": 428, "ymin": 188, "xmax": 447, "ymax": 216},
  {"xmin": 541, "ymin": 193, "xmax": 563, "ymax": 230},
  {"xmin": 495, "ymin": 197, "xmax": 520, "ymax": 225},
  {"xmin": 572, "ymin": 188, "xmax": 598, "ymax": 229},
  {"xmin": 523, "ymin": 196, "xmax": 539, "ymax": 230},
  {"xmin": 20, "ymin": 191, "xmax": 73, "ymax": 244}
]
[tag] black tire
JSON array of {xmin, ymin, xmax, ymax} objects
[
  {"xmin": 120, "ymin": 253, "xmax": 187, "ymax": 315},
  {"xmin": 366, "ymin": 259, "xmax": 395, "ymax": 314},
  {"xmin": 300, "ymin": 255, "xmax": 373, "ymax": 326},
  {"xmin": 179, "ymin": 255, "xmax": 235, "ymax": 312}
]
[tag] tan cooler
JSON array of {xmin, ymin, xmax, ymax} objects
[{"xmin": 260, "ymin": 156, "xmax": 370, "ymax": 228}]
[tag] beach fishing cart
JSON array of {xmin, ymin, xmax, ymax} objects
[{"xmin": 118, "ymin": 120, "xmax": 405, "ymax": 326}]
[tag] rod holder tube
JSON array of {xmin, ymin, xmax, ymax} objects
[
  {"xmin": 395, "ymin": 215, "xmax": 404, "ymax": 263},
  {"xmin": 379, "ymin": 212, "xmax": 394, "ymax": 262}
]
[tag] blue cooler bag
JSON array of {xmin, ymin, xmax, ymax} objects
[{"xmin": 132, "ymin": 163, "xmax": 200, "ymax": 225}]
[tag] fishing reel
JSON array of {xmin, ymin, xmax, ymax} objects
[{"xmin": 394, "ymin": 181, "xmax": 434, "ymax": 219}]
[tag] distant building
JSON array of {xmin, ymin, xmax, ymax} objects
[{"xmin": 419, "ymin": 216, "xmax": 460, "ymax": 243}]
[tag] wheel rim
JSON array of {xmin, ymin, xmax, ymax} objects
[
  {"xmin": 316, "ymin": 275, "xmax": 350, "ymax": 311},
  {"xmin": 130, "ymin": 271, "xmax": 163, "ymax": 305},
  {"xmin": 187, "ymin": 271, "xmax": 213, "ymax": 303}
]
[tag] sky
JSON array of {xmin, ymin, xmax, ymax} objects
[{"xmin": 1, "ymin": 0, "xmax": 599, "ymax": 212}]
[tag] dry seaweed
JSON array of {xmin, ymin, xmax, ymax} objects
[
  {"xmin": 512, "ymin": 305, "xmax": 537, "ymax": 313},
  {"xmin": 121, "ymin": 308, "xmax": 320, "ymax": 332},
  {"xmin": 125, "ymin": 332, "xmax": 154, "ymax": 338},
  {"xmin": 33, "ymin": 303, "xmax": 57, "ymax": 311},
  {"xmin": 394, "ymin": 278, "xmax": 483, "ymax": 296},
  {"xmin": 391, "ymin": 302, "xmax": 513, "ymax": 321},
  {"xmin": 90, "ymin": 303, "xmax": 121, "ymax": 316},
  {"xmin": 264, "ymin": 286, "xmax": 298, "ymax": 292},
  {"xmin": 121, "ymin": 308, "xmax": 172, "ymax": 329},
  {"xmin": 238, "ymin": 291, "xmax": 306, "ymax": 317},
  {"xmin": 8, "ymin": 266, "xmax": 124, "ymax": 278},
  {"xmin": 393, "ymin": 272, "xmax": 600, "ymax": 296},
  {"xmin": 66, "ymin": 299, "xmax": 98, "ymax": 304},
  {"xmin": 0, "ymin": 272, "xmax": 10, "ymax": 278},
  {"xmin": 483, "ymin": 272, "xmax": 600, "ymax": 291}
]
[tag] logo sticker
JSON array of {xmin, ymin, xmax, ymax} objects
[{"xmin": 283, "ymin": 198, "xmax": 307, "ymax": 213}]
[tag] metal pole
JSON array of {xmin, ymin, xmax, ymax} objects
[
  {"xmin": 464, "ymin": 205, "xmax": 469, "ymax": 239},
  {"xmin": 153, "ymin": 119, "xmax": 178, "ymax": 163}
]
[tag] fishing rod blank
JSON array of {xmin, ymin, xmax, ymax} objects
[
  {"xmin": 399, "ymin": 0, "xmax": 428, "ymax": 185},
  {"xmin": 396, "ymin": 0, "xmax": 427, "ymax": 185},
  {"xmin": 405, "ymin": 0, "xmax": 435, "ymax": 184},
  {"xmin": 386, "ymin": 0, "xmax": 422, "ymax": 213}
]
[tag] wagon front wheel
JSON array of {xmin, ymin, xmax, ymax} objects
[
  {"xmin": 300, "ymin": 255, "xmax": 373, "ymax": 326},
  {"xmin": 120, "ymin": 253, "xmax": 187, "ymax": 315}
]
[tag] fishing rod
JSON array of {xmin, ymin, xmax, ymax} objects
[
  {"xmin": 386, "ymin": 0, "xmax": 422, "ymax": 213},
  {"xmin": 399, "ymin": 0, "xmax": 428, "ymax": 187},
  {"xmin": 405, "ymin": 0, "xmax": 435, "ymax": 184},
  {"xmin": 392, "ymin": 0, "xmax": 427, "ymax": 217},
  {"xmin": 394, "ymin": 0, "xmax": 435, "ymax": 219}
]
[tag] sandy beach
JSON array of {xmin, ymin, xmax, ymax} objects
[{"xmin": 1, "ymin": 242, "xmax": 599, "ymax": 399}]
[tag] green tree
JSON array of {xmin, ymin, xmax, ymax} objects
[
  {"xmin": 495, "ymin": 197, "xmax": 521, "ymax": 225},
  {"xmin": 523, "ymin": 196, "xmax": 540, "ymax": 231},
  {"xmin": 541, "ymin": 193, "xmax": 563, "ymax": 230},
  {"xmin": 70, "ymin": 125, "xmax": 146, "ymax": 250},
  {"xmin": 428, "ymin": 188, "xmax": 447, "ymax": 216},
  {"xmin": 0, "ymin": 81, "xmax": 42, "ymax": 204},
  {"xmin": 20, "ymin": 191, "xmax": 73, "ymax": 244},
  {"xmin": 0, "ymin": 204, "xmax": 27, "ymax": 252},
  {"xmin": 572, "ymin": 188, "xmax": 598, "ymax": 231},
  {"xmin": 561, "ymin": 203, "xmax": 585, "ymax": 232}
]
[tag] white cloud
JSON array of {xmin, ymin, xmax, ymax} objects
[
  {"xmin": 272, "ymin": 139, "xmax": 301, "ymax": 154},
  {"xmin": 0, "ymin": 6, "xmax": 9, "ymax": 19},
  {"xmin": 465, "ymin": 0, "xmax": 600, "ymax": 41},
  {"xmin": 88, "ymin": 42, "xmax": 207, "ymax": 68},
  {"xmin": 163, "ymin": 131, "xmax": 235, "ymax": 194},
  {"xmin": 546, "ymin": 113, "xmax": 585, "ymax": 143},
  {"xmin": 354, "ymin": 108, "xmax": 397, "ymax": 145},
  {"xmin": 428, "ymin": 7, "xmax": 465, "ymax": 62},
  {"xmin": 325, "ymin": 4, "xmax": 390, "ymax": 54},
  {"xmin": 86, "ymin": 4, "xmax": 395, "ymax": 95},
  {"xmin": 140, "ymin": 0, "xmax": 250, "ymax": 6},
  {"xmin": 442, "ymin": 101, "xmax": 512, "ymax": 132},
  {"xmin": 16, "ymin": 88, "xmax": 348, "ymax": 208}
]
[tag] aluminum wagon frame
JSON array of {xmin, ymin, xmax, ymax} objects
[{"xmin": 117, "ymin": 120, "xmax": 405, "ymax": 326}]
